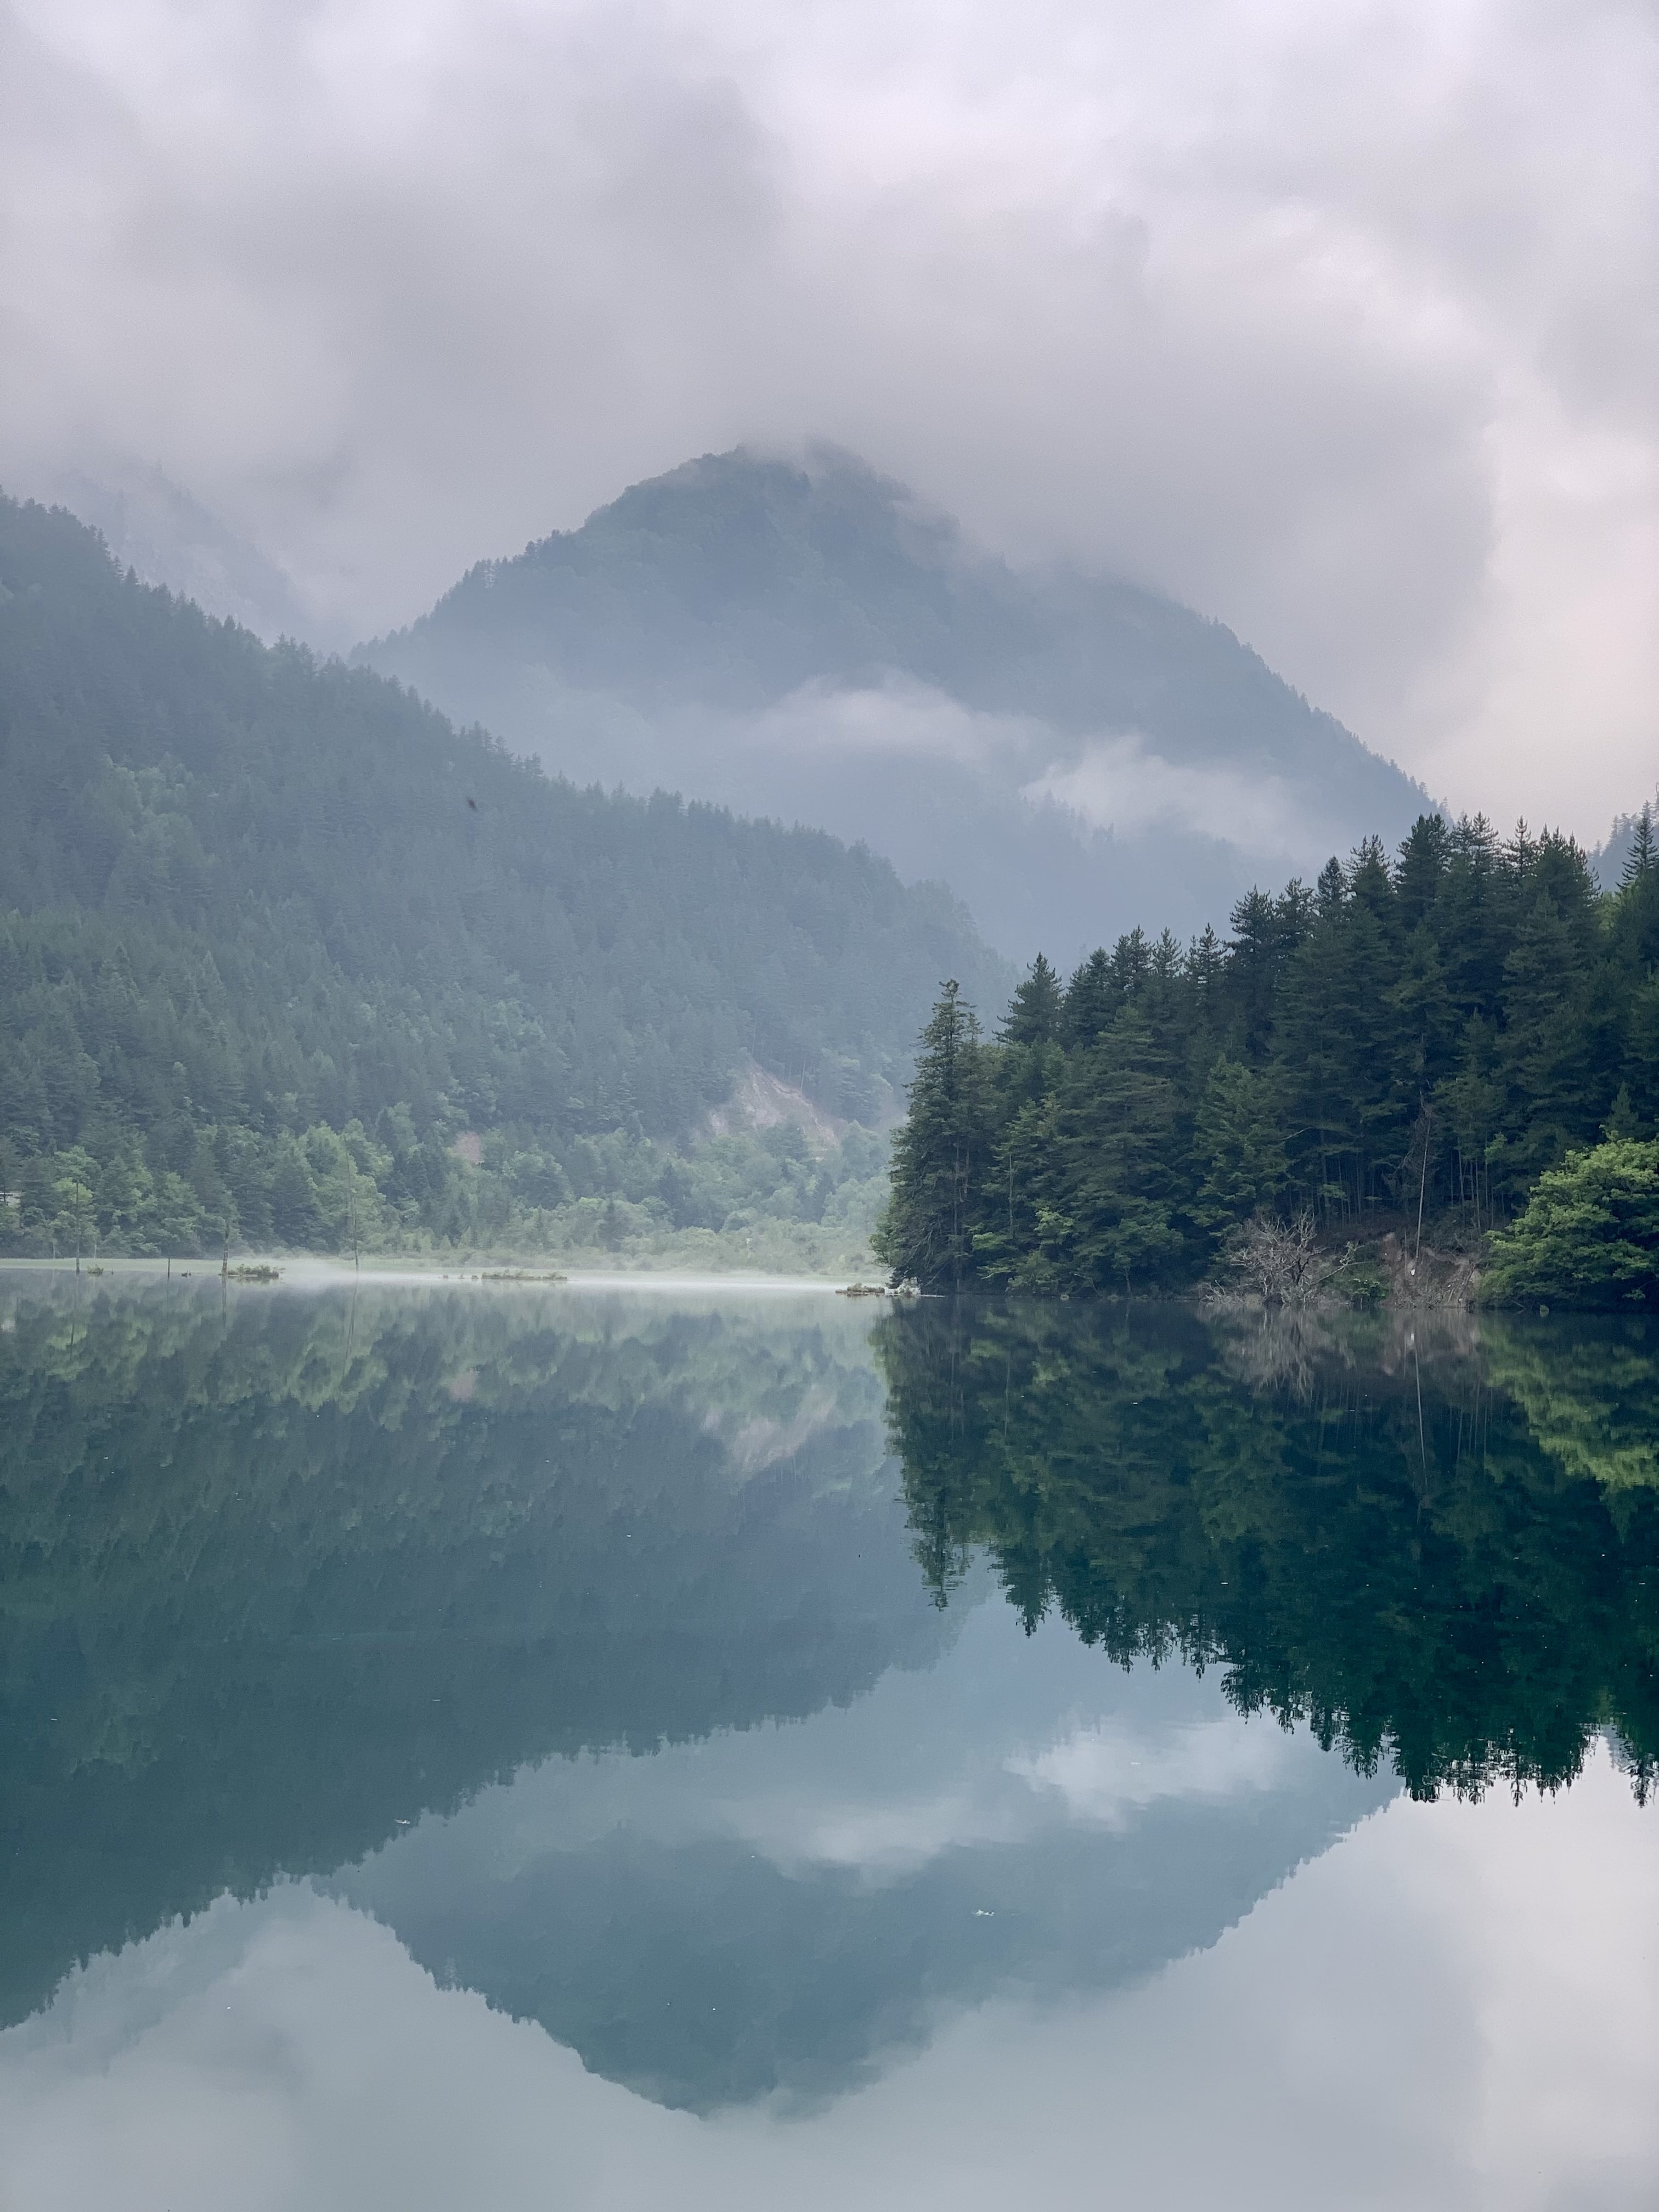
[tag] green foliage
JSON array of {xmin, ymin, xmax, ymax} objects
[
  {"xmin": 997, "ymin": 952, "xmax": 1064, "ymax": 1046},
  {"xmin": 1482, "ymin": 1317, "xmax": 1659, "ymax": 1489},
  {"xmin": 881, "ymin": 815, "xmax": 1659, "ymax": 1295},
  {"xmin": 1192, "ymin": 1057, "xmax": 1288, "ymax": 1233},
  {"xmin": 1485, "ymin": 1139, "xmax": 1659, "ymax": 1308},
  {"xmin": 871, "ymin": 983, "xmax": 992, "ymax": 1290},
  {"xmin": 1029, "ymin": 1003, "xmax": 1186, "ymax": 1295},
  {"xmin": 0, "ymin": 491, "xmax": 1002, "ymax": 1255},
  {"xmin": 874, "ymin": 1300, "xmax": 1659, "ymax": 1801}
]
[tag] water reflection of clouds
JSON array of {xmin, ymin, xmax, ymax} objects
[
  {"xmin": 369, "ymin": 1605, "xmax": 1321, "ymax": 1886},
  {"xmin": 698, "ymin": 1714, "xmax": 1304, "ymax": 1876},
  {"xmin": 3, "ymin": 1748, "xmax": 1653, "ymax": 2211},
  {"xmin": 1011, "ymin": 1714, "xmax": 1302, "ymax": 1831}
]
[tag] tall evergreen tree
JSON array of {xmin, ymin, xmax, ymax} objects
[
  {"xmin": 998, "ymin": 954, "xmax": 1063, "ymax": 1046},
  {"xmin": 1621, "ymin": 804, "xmax": 1655, "ymax": 888},
  {"xmin": 872, "ymin": 983, "xmax": 992, "ymax": 1291},
  {"xmin": 1192, "ymin": 1058, "xmax": 1288, "ymax": 1237}
]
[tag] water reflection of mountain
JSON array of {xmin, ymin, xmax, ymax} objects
[
  {"xmin": 0, "ymin": 1279, "xmax": 942, "ymax": 2029},
  {"xmin": 336, "ymin": 1605, "xmax": 1389, "ymax": 2110},
  {"xmin": 876, "ymin": 1302, "xmax": 1659, "ymax": 1801}
]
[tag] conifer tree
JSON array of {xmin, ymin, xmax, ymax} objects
[
  {"xmin": 1192, "ymin": 1058, "xmax": 1288, "ymax": 1235},
  {"xmin": 1622, "ymin": 804, "xmax": 1655, "ymax": 887},
  {"xmin": 1062, "ymin": 949, "xmax": 1116, "ymax": 1049},
  {"xmin": 873, "ymin": 983, "xmax": 991, "ymax": 1290},
  {"xmin": 999, "ymin": 955, "xmax": 1063, "ymax": 1046}
]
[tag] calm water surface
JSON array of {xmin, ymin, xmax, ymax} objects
[{"xmin": 2, "ymin": 1274, "xmax": 1655, "ymax": 2208}]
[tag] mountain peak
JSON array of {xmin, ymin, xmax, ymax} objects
[
  {"xmin": 569, "ymin": 442, "xmax": 930, "ymax": 546},
  {"xmin": 358, "ymin": 445, "xmax": 1432, "ymax": 961}
]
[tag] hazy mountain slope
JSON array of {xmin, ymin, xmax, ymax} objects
[
  {"xmin": 0, "ymin": 490, "xmax": 1003, "ymax": 1250},
  {"xmin": 31, "ymin": 462, "xmax": 322, "ymax": 647},
  {"xmin": 360, "ymin": 448, "xmax": 1434, "ymax": 961}
]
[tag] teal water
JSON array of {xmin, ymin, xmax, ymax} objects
[{"xmin": 2, "ymin": 1275, "xmax": 1655, "ymax": 2206}]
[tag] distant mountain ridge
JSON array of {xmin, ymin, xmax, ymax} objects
[
  {"xmin": 0, "ymin": 488, "xmax": 1003, "ymax": 1257},
  {"xmin": 359, "ymin": 448, "xmax": 1434, "ymax": 960}
]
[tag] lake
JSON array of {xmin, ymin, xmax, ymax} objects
[{"xmin": 2, "ymin": 1272, "xmax": 1655, "ymax": 2208}]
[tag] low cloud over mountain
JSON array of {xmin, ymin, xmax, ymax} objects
[{"xmin": 359, "ymin": 448, "xmax": 1432, "ymax": 960}]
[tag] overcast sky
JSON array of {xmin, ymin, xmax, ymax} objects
[{"xmin": 1, "ymin": 0, "xmax": 1653, "ymax": 835}]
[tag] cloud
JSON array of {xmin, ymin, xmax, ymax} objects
[
  {"xmin": 348, "ymin": 1603, "xmax": 1334, "ymax": 1886},
  {"xmin": 704, "ymin": 689, "xmax": 1395, "ymax": 903},
  {"xmin": 689, "ymin": 1709, "xmax": 1302, "ymax": 1876},
  {"xmin": 1028, "ymin": 733, "xmax": 1350, "ymax": 857},
  {"xmin": 739, "ymin": 679, "xmax": 1040, "ymax": 768},
  {"xmin": 0, "ymin": 0, "xmax": 1652, "ymax": 833},
  {"xmin": 1009, "ymin": 1714, "xmax": 1302, "ymax": 1830}
]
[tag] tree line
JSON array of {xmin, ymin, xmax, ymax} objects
[{"xmin": 876, "ymin": 811, "xmax": 1659, "ymax": 1299}]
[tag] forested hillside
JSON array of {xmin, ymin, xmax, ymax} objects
[
  {"xmin": 876, "ymin": 812, "xmax": 1659, "ymax": 1299},
  {"xmin": 0, "ymin": 493, "xmax": 1003, "ymax": 1258},
  {"xmin": 359, "ymin": 448, "xmax": 1431, "ymax": 960}
]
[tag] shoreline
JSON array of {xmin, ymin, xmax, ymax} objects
[{"xmin": 0, "ymin": 1254, "xmax": 871, "ymax": 1296}]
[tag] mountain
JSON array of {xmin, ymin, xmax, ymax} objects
[
  {"xmin": 0, "ymin": 490, "xmax": 1004, "ymax": 1258},
  {"xmin": 30, "ymin": 462, "xmax": 324, "ymax": 647},
  {"xmin": 358, "ymin": 448, "xmax": 1434, "ymax": 962}
]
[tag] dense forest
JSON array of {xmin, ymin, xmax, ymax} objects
[
  {"xmin": 876, "ymin": 811, "xmax": 1659, "ymax": 1301},
  {"xmin": 0, "ymin": 492, "xmax": 1003, "ymax": 1259},
  {"xmin": 876, "ymin": 1300, "xmax": 1659, "ymax": 1800}
]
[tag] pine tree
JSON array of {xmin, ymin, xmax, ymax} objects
[
  {"xmin": 1062, "ymin": 949, "xmax": 1116, "ymax": 1048},
  {"xmin": 1042, "ymin": 1005, "xmax": 1186, "ymax": 1293},
  {"xmin": 1495, "ymin": 889, "xmax": 1599, "ymax": 1187},
  {"xmin": 1394, "ymin": 812, "xmax": 1450, "ymax": 932},
  {"xmin": 1614, "ymin": 804, "xmax": 1659, "ymax": 981},
  {"xmin": 999, "ymin": 955, "xmax": 1063, "ymax": 1046},
  {"xmin": 1620, "ymin": 804, "xmax": 1655, "ymax": 888},
  {"xmin": 1192, "ymin": 1058, "xmax": 1288, "ymax": 1236},
  {"xmin": 1223, "ymin": 889, "xmax": 1285, "ymax": 1062},
  {"xmin": 873, "ymin": 983, "xmax": 991, "ymax": 1290}
]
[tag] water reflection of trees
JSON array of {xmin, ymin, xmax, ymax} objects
[
  {"xmin": 0, "ymin": 1280, "xmax": 924, "ymax": 2030},
  {"xmin": 875, "ymin": 1301, "xmax": 1659, "ymax": 1803}
]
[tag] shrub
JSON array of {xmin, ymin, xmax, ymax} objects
[{"xmin": 1484, "ymin": 1138, "xmax": 1659, "ymax": 1307}]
